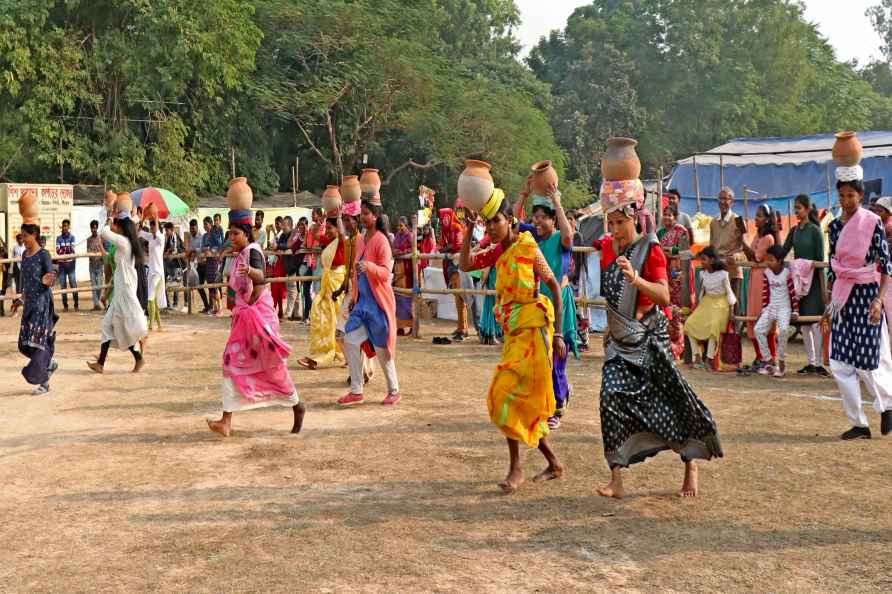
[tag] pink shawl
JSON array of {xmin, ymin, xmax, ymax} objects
[
  {"xmin": 352, "ymin": 230, "xmax": 398, "ymax": 357},
  {"xmin": 789, "ymin": 258, "xmax": 816, "ymax": 298},
  {"xmin": 830, "ymin": 208, "xmax": 882, "ymax": 317},
  {"xmin": 223, "ymin": 243, "xmax": 295, "ymax": 400}
]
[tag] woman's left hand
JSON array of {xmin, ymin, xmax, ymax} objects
[
  {"xmin": 869, "ymin": 298, "xmax": 883, "ymax": 325},
  {"xmin": 617, "ymin": 256, "xmax": 637, "ymax": 285},
  {"xmin": 42, "ymin": 272, "xmax": 55, "ymax": 287},
  {"xmin": 553, "ymin": 334, "xmax": 567, "ymax": 359}
]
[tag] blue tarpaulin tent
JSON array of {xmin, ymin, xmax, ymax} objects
[{"xmin": 668, "ymin": 131, "xmax": 892, "ymax": 217}]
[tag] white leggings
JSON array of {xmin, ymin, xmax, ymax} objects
[
  {"xmin": 755, "ymin": 303, "xmax": 791, "ymax": 361},
  {"xmin": 344, "ymin": 326, "xmax": 398, "ymax": 395},
  {"xmin": 830, "ymin": 322, "xmax": 892, "ymax": 428},
  {"xmin": 801, "ymin": 322, "xmax": 824, "ymax": 367}
]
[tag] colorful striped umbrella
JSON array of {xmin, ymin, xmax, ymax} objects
[{"xmin": 131, "ymin": 187, "xmax": 190, "ymax": 220}]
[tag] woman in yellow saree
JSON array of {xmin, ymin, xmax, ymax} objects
[
  {"xmin": 460, "ymin": 191, "xmax": 566, "ymax": 493},
  {"xmin": 298, "ymin": 216, "xmax": 347, "ymax": 370}
]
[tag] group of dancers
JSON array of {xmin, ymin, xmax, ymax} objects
[{"xmin": 13, "ymin": 144, "xmax": 891, "ymax": 499}]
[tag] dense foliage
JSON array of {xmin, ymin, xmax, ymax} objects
[{"xmin": 3, "ymin": 0, "xmax": 892, "ymax": 214}]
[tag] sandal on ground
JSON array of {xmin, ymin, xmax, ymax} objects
[{"xmin": 297, "ymin": 358, "xmax": 318, "ymax": 370}]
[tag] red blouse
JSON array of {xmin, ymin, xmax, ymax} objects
[
  {"xmin": 320, "ymin": 234, "xmax": 346, "ymax": 268},
  {"xmin": 594, "ymin": 235, "xmax": 669, "ymax": 312}
]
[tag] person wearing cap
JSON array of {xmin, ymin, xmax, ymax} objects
[
  {"xmin": 207, "ymin": 204, "xmax": 304, "ymax": 437},
  {"xmin": 594, "ymin": 178, "xmax": 722, "ymax": 499},
  {"xmin": 825, "ymin": 167, "xmax": 892, "ymax": 440},
  {"xmin": 459, "ymin": 188, "xmax": 565, "ymax": 493},
  {"xmin": 87, "ymin": 211, "xmax": 148, "ymax": 374}
]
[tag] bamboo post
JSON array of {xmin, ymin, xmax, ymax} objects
[
  {"xmin": 411, "ymin": 215, "xmax": 422, "ymax": 339},
  {"xmin": 743, "ymin": 186, "xmax": 751, "ymax": 223},
  {"xmin": 230, "ymin": 147, "xmax": 236, "ymax": 178},
  {"xmin": 656, "ymin": 166, "xmax": 664, "ymax": 229},
  {"xmin": 719, "ymin": 155, "xmax": 725, "ymax": 190},
  {"xmin": 693, "ymin": 155, "xmax": 701, "ymax": 213},
  {"xmin": 787, "ymin": 196, "xmax": 793, "ymax": 229}
]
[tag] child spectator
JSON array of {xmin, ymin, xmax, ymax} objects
[
  {"xmin": 756, "ymin": 245, "xmax": 799, "ymax": 377},
  {"xmin": 684, "ymin": 246, "xmax": 737, "ymax": 370}
]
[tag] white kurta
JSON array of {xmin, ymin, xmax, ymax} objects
[
  {"xmin": 139, "ymin": 229, "xmax": 168, "ymax": 309},
  {"xmin": 101, "ymin": 227, "xmax": 148, "ymax": 350}
]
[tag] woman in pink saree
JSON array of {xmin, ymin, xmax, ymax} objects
[{"xmin": 207, "ymin": 210, "xmax": 305, "ymax": 437}]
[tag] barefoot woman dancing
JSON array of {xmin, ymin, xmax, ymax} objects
[
  {"xmin": 460, "ymin": 190, "xmax": 565, "ymax": 493},
  {"xmin": 595, "ymin": 177, "xmax": 722, "ymax": 499},
  {"xmin": 207, "ymin": 181, "xmax": 305, "ymax": 437}
]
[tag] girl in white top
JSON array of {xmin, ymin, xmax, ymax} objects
[
  {"xmin": 138, "ymin": 218, "xmax": 167, "ymax": 329},
  {"xmin": 87, "ymin": 212, "xmax": 148, "ymax": 373},
  {"xmin": 684, "ymin": 246, "xmax": 738, "ymax": 370}
]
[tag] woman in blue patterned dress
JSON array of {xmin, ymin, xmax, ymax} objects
[
  {"xmin": 825, "ymin": 169, "xmax": 892, "ymax": 439},
  {"xmin": 17, "ymin": 223, "xmax": 59, "ymax": 395}
]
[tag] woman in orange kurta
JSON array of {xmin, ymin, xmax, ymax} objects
[{"xmin": 743, "ymin": 204, "xmax": 779, "ymax": 366}]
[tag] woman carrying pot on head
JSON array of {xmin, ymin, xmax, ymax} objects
[
  {"xmin": 16, "ymin": 223, "xmax": 59, "ymax": 395},
  {"xmin": 824, "ymin": 168, "xmax": 892, "ymax": 440},
  {"xmin": 594, "ymin": 179, "xmax": 722, "ymax": 499},
  {"xmin": 87, "ymin": 211, "xmax": 148, "ymax": 374},
  {"xmin": 207, "ymin": 208, "xmax": 305, "ymax": 437},
  {"xmin": 460, "ymin": 190, "xmax": 565, "ymax": 493},
  {"xmin": 298, "ymin": 214, "xmax": 348, "ymax": 370},
  {"xmin": 778, "ymin": 194, "xmax": 828, "ymax": 376},
  {"xmin": 338, "ymin": 200, "xmax": 401, "ymax": 407}
]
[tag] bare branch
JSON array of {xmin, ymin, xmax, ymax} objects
[{"xmin": 383, "ymin": 159, "xmax": 442, "ymax": 186}]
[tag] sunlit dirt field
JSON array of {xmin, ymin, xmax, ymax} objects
[{"xmin": 1, "ymin": 309, "xmax": 891, "ymax": 593}]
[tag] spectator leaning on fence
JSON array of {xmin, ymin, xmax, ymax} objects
[{"xmin": 86, "ymin": 220, "xmax": 106, "ymax": 311}]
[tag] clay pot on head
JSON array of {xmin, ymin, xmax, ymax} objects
[
  {"xmin": 832, "ymin": 131, "xmax": 863, "ymax": 167},
  {"xmin": 143, "ymin": 202, "xmax": 159, "ymax": 222},
  {"xmin": 115, "ymin": 192, "xmax": 133, "ymax": 215},
  {"xmin": 104, "ymin": 190, "xmax": 117, "ymax": 210},
  {"xmin": 18, "ymin": 190, "xmax": 39, "ymax": 224},
  {"xmin": 341, "ymin": 175, "xmax": 361, "ymax": 203},
  {"xmin": 530, "ymin": 160, "xmax": 559, "ymax": 195},
  {"xmin": 226, "ymin": 177, "xmax": 253, "ymax": 210},
  {"xmin": 457, "ymin": 159, "xmax": 495, "ymax": 212},
  {"xmin": 359, "ymin": 169, "xmax": 381, "ymax": 196},
  {"xmin": 602, "ymin": 137, "xmax": 641, "ymax": 181},
  {"xmin": 322, "ymin": 185, "xmax": 342, "ymax": 213}
]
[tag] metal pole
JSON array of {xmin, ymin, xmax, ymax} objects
[
  {"xmin": 291, "ymin": 164, "xmax": 297, "ymax": 208},
  {"xmin": 656, "ymin": 166, "xmax": 664, "ymax": 229},
  {"xmin": 743, "ymin": 186, "xmax": 751, "ymax": 223},
  {"xmin": 825, "ymin": 162, "xmax": 832, "ymax": 212},
  {"xmin": 719, "ymin": 155, "xmax": 725, "ymax": 190},
  {"xmin": 693, "ymin": 156, "xmax": 701, "ymax": 213},
  {"xmin": 230, "ymin": 147, "xmax": 236, "ymax": 178}
]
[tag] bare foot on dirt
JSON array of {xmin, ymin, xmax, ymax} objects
[
  {"xmin": 207, "ymin": 418, "xmax": 231, "ymax": 437},
  {"xmin": 533, "ymin": 463, "xmax": 564, "ymax": 482},
  {"xmin": 597, "ymin": 475, "xmax": 625, "ymax": 499},
  {"xmin": 498, "ymin": 468, "xmax": 524, "ymax": 493},
  {"xmin": 291, "ymin": 403, "xmax": 306, "ymax": 434},
  {"xmin": 679, "ymin": 462, "xmax": 699, "ymax": 498}
]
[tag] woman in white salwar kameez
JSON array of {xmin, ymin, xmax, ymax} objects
[
  {"xmin": 139, "ymin": 219, "xmax": 167, "ymax": 330},
  {"xmin": 87, "ymin": 212, "xmax": 148, "ymax": 373}
]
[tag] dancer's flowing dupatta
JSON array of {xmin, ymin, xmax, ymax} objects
[{"xmin": 829, "ymin": 208, "xmax": 882, "ymax": 318}]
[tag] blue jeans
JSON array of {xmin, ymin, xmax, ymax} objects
[
  {"xmin": 58, "ymin": 266, "xmax": 78, "ymax": 309},
  {"xmin": 89, "ymin": 266, "xmax": 104, "ymax": 308}
]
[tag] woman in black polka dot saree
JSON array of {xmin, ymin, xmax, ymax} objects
[{"xmin": 595, "ymin": 179, "xmax": 723, "ymax": 500}]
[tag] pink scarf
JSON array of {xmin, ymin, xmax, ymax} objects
[
  {"xmin": 830, "ymin": 208, "xmax": 882, "ymax": 317},
  {"xmin": 222, "ymin": 244, "xmax": 295, "ymax": 401},
  {"xmin": 789, "ymin": 258, "xmax": 815, "ymax": 298}
]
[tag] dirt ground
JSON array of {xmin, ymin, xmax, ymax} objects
[{"xmin": 1, "ymin": 307, "xmax": 891, "ymax": 594}]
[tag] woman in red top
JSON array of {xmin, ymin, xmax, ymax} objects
[{"xmin": 595, "ymin": 179, "xmax": 722, "ymax": 500}]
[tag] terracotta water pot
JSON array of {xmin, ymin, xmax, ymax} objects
[
  {"xmin": 226, "ymin": 177, "xmax": 253, "ymax": 210},
  {"xmin": 143, "ymin": 202, "xmax": 159, "ymax": 221},
  {"xmin": 104, "ymin": 190, "xmax": 117, "ymax": 211},
  {"xmin": 602, "ymin": 137, "xmax": 641, "ymax": 181},
  {"xmin": 18, "ymin": 190, "xmax": 39, "ymax": 224},
  {"xmin": 115, "ymin": 192, "xmax": 133, "ymax": 215},
  {"xmin": 359, "ymin": 169, "xmax": 381, "ymax": 195},
  {"xmin": 341, "ymin": 175, "xmax": 361, "ymax": 202},
  {"xmin": 322, "ymin": 185, "xmax": 342, "ymax": 213},
  {"xmin": 530, "ymin": 160, "xmax": 559, "ymax": 194},
  {"xmin": 832, "ymin": 131, "xmax": 863, "ymax": 166},
  {"xmin": 457, "ymin": 159, "xmax": 495, "ymax": 212}
]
